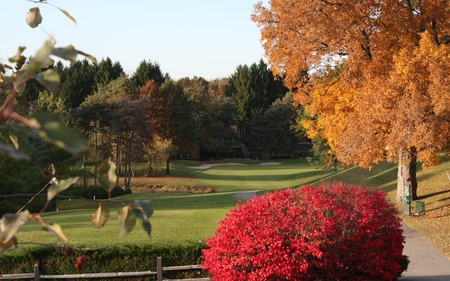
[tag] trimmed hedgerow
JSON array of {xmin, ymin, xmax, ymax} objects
[
  {"xmin": 0, "ymin": 243, "xmax": 207, "ymax": 279},
  {"xmin": 202, "ymin": 182, "xmax": 408, "ymax": 281}
]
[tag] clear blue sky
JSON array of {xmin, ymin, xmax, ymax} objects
[{"xmin": 2, "ymin": 1, "xmax": 267, "ymax": 80}]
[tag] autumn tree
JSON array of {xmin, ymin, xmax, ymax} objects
[
  {"xmin": 139, "ymin": 80, "xmax": 172, "ymax": 174},
  {"xmin": 143, "ymin": 135, "xmax": 173, "ymax": 177},
  {"xmin": 253, "ymin": 0, "xmax": 450, "ymax": 201},
  {"xmin": 160, "ymin": 79, "xmax": 198, "ymax": 173},
  {"xmin": 208, "ymin": 78, "xmax": 229, "ymax": 98},
  {"xmin": 177, "ymin": 77, "xmax": 232, "ymax": 159},
  {"xmin": 138, "ymin": 78, "xmax": 197, "ymax": 174}
]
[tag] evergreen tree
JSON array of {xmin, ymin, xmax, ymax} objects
[
  {"xmin": 228, "ymin": 59, "xmax": 288, "ymax": 144},
  {"xmin": 59, "ymin": 59, "xmax": 98, "ymax": 109},
  {"xmin": 94, "ymin": 57, "xmax": 124, "ymax": 87},
  {"xmin": 131, "ymin": 60, "xmax": 164, "ymax": 88},
  {"xmin": 248, "ymin": 92, "xmax": 301, "ymax": 158}
]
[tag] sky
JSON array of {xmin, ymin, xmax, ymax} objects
[{"xmin": 1, "ymin": 1, "xmax": 268, "ymax": 80}]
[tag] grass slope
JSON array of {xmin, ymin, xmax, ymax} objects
[{"xmin": 322, "ymin": 157, "xmax": 450, "ymax": 258}]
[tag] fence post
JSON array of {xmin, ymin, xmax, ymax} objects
[
  {"xmin": 156, "ymin": 257, "xmax": 163, "ymax": 281},
  {"xmin": 33, "ymin": 263, "xmax": 40, "ymax": 281}
]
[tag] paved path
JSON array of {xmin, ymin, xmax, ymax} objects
[
  {"xmin": 233, "ymin": 190, "xmax": 261, "ymax": 200},
  {"xmin": 399, "ymin": 223, "xmax": 450, "ymax": 280},
  {"xmin": 233, "ymin": 191, "xmax": 450, "ymax": 280}
]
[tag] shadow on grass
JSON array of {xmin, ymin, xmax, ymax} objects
[
  {"xmin": 320, "ymin": 162, "xmax": 398, "ymax": 192},
  {"xmin": 419, "ymin": 189, "xmax": 450, "ymax": 200},
  {"xmin": 425, "ymin": 203, "xmax": 450, "ymax": 213}
]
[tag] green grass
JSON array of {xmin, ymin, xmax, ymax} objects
[
  {"xmin": 17, "ymin": 159, "xmax": 327, "ymax": 248},
  {"xmin": 14, "ymin": 158, "xmax": 450, "ymax": 258},
  {"xmin": 321, "ymin": 158, "xmax": 450, "ymax": 258},
  {"xmin": 168, "ymin": 159, "xmax": 326, "ymax": 192},
  {"xmin": 18, "ymin": 192, "xmax": 238, "ymax": 247}
]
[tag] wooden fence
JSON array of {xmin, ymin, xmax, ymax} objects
[{"xmin": 0, "ymin": 257, "xmax": 211, "ymax": 281}]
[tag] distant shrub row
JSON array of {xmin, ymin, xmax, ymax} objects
[
  {"xmin": 0, "ymin": 186, "xmax": 126, "ymax": 215},
  {"xmin": 59, "ymin": 185, "xmax": 128, "ymax": 199}
]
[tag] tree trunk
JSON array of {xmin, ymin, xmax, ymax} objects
[
  {"xmin": 115, "ymin": 133, "xmax": 120, "ymax": 185},
  {"xmin": 82, "ymin": 153, "xmax": 88, "ymax": 188},
  {"xmin": 145, "ymin": 164, "xmax": 152, "ymax": 177},
  {"xmin": 396, "ymin": 147, "xmax": 418, "ymax": 202},
  {"xmin": 94, "ymin": 129, "xmax": 98, "ymax": 188},
  {"xmin": 123, "ymin": 132, "xmax": 134, "ymax": 193},
  {"xmin": 410, "ymin": 147, "xmax": 418, "ymax": 199},
  {"xmin": 165, "ymin": 158, "xmax": 170, "ymax": 175}
]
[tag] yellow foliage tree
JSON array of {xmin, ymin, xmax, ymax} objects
[{"xmin": 252, "ymin": 0, "xmax": 450, "ymax": 201}]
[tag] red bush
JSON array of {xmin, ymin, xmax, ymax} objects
[{"xmin": 202, "ymin": 182, "xmax": 406, "ymax": 281}]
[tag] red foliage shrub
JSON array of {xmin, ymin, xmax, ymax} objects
[{"xmin": 202, "ymin": 182, "xmax": 406, "ymax": 281}]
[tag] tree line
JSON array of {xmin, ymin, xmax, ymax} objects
[{"xmin": 1, "ymin": 57, "xmax": 309, "ymax": 195}]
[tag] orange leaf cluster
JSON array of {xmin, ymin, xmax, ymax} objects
[{"xmin": 253, "ymin": 0, "xmax": 450, "ymax": 168}]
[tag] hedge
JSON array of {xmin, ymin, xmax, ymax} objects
[{"xmin": 0, "ymin": 243, "xmax": 208, "ymax": 280}]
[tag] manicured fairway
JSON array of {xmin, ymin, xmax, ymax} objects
[
  {"xmin": 17, "ymin": 159, "xmax": 328, "ymax": 247},
  {"xmin": 14, "ymin": 157, "xmax": 450, "ymax": 259}
]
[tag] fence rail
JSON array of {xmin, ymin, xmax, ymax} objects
[{"xmin": 0, "ymin": 257, "xmax": 210, "ymax": 281}]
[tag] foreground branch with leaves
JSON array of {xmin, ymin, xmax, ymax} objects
[{"xmin": 1, "ymin": 1, "xmax": 153, "ymax": 253}]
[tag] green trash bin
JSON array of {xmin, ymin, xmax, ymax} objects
[{"xmin": 414, "ymin": 201, "xmax": 426, "ymax": 216}]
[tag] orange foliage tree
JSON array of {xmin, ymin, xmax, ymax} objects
[{"xmin": 252, "ymin": 0, "xmax": 450, "ymax": 201}]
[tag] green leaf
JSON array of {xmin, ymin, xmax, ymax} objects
[
  {"xmin": 52, "ymin": 45, "xmax": 78, "ymax": 64},
  {"xmin": 26, "ymin": 7, "xmax": 43, "ymax": 28},
  {"xmin": 42, "ymin": 223, "xmax": 68, "ymax": 242},
  {"xmin": 0, "ymin": 126, "xmax": 30, "ymax": 160},
  {"xmin": 98, "ymin": 159, "xmax": 117, "ymax": 193},
  {"xmin": 133, "ymin": 200, "xmax": 153, "ymax": 219},
  {"xmin": 0, "ymin": 211, "xmax": 30, "ymax": 244},
  {"xmin": 91, "ymin": 203, "xmax": 110, "ymax": 228},
  {"xmin": 52, "ymin": 45, "xmax": 97, "ymax": 65},
  {"xmin": 0, "ymin": 142, "xmax": 30, "ymax": 160},
  {"xmin": 14, "ymin": 40, "xmax": 54, "ymax": 90},
  {"xmin": 130, "ymin": 201, "xmax": 153, "ymax": 238},
  {"xmin": 34, "ymin": 69, "xmax": 60, "ymax": 93},
  {"xmin": 141, "ymin": 221, "xmax": 152, "ymax": 238},
  {"xmin": 118, "ymin": 205, "xmax": 136, "ymax": 237},
  {"xmin": 29, "ymin": 112, "xmax": 90, "ymax": 153},
  {"xmin": 47, "ymin": 177, "xmax": 79, "ymax": 201}
]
